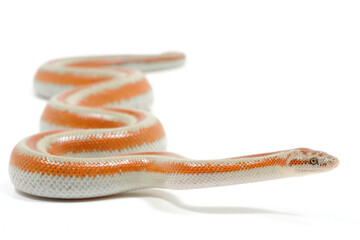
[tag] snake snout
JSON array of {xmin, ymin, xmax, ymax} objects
[{"xmin": 324, "ymin": 155, "xmax": 339, "ymax": 170}]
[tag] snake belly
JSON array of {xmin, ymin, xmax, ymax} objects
[{"xmin": 9, "ymin": 52, "xmax": 339, "ymax": 199}]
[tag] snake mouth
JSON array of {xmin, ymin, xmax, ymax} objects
[{"xmin": 295, "ymin": 157, "xmax": 340, "ymax": 173}]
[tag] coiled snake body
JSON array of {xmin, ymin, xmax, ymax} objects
[{"xmin": 9, "ymin": 53, "xmax": 339, "ymax": 199}]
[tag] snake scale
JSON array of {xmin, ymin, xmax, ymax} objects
[{"xmin": 9, "ymin": 52, "xmax": 339, "ymax": 199}]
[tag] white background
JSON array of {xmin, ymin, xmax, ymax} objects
[{"xmin": 0, "ymin": 0, "xmax": 359, "ymax": 239}]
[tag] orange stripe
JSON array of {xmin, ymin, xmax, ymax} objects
[
  {"xmin": 35, "ymin": 70, "xmax": 111, "ymax": 86},
  {"xmin": 26, "ymin": 133, "xmax": 179, "ymax": 158},
  {"xmin": 10, "ymin": 149, "xmax": 149, "ymax": 178},
  {"xmin": 103, "ymin": 108, "xmax": 147, "ymax": 122},
  {"xmin": 47, "ymin": 120, "xmax": 165, "ymax": 155},
  {"xmin": 232, "ymin": 150, "xmax": 285, "ymax": 159},
  {"xmin": 289, "ymin": 159, "xmax": 308, "ymax": 166},
  {"xmin": 10, "ymin": 150, "xmax": 288, "ymax": 178},
  {"xmin": 117, "ymin": 151, "xmax": 185, "ymax": 158},
  {"xmin": 67, "ymin": 54, "xmax": 185, "ymax": 68},
  {"xmin": 41, "ymin": 105, "xmax": 127, "ymax": 129},
  {"xmin": 77, "ymin": 78, "xmax": 151, "ymax": 107},
  {"xmin": 26, "ymin": 130, "xmax": 66, "ymax": 151},
  {"xmin": 56, "ymin": 84, "xmax": 93, "ymax": 103}
]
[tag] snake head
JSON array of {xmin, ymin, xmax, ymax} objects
[{"xmin": 288, "ymin": 148, "xmax": 339, "ymax": 173}]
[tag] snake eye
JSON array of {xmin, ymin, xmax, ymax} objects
[{"xmin": 310, "ymin": 158, "xmax": 319, "ymax": 165}]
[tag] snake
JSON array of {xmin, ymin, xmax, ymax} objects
[{"xmin": 9, "ymin": 52, "xmax": 339, "ymax": 199}]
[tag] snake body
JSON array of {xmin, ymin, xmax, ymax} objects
[{"xmin": 9, "ymin": 52, "xmax": 339, "ymax": 199}]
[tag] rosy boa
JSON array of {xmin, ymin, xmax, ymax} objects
[{"xmin": 9, "ymin": 52, "xmax": 339, "ymax": 199}]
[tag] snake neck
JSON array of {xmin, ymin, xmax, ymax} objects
[{"xmin": 143, "ymin": 150, "xmax": 295, "ymax": 190}]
